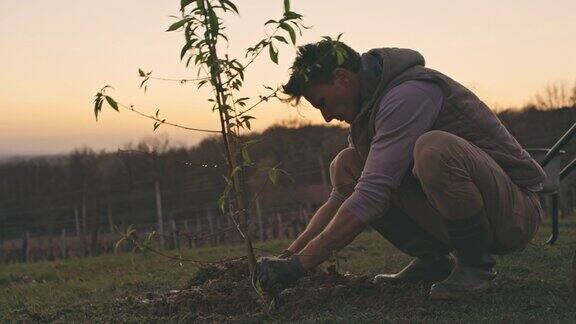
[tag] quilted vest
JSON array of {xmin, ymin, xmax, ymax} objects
[{"xmin": 350, "ymin": 48, "xmax": 545, "ymax": 188}]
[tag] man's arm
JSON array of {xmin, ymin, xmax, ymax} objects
[
  {"xmin": 297, "ymin": 206, "xmax": 366, "ymax": 270},
  {"xmin": 286, "ymin": 198, "xmax": 341, "ymax": 253}
]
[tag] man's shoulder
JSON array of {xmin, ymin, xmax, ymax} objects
[{"xmin": 378, "ymin": 80, "xmax": 444, "ymax": 109}]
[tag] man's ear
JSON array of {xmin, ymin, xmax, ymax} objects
[{"xmin": 333, "ymin": 68, "xmax": 351, "ymax": 86}]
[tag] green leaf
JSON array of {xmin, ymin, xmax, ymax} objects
[
  {"xmin": 244, "ymin": 138, "xmax": 262, "ymax": 146},
  {"xmin": 264, "ymin": 19, "xmax": 277, "ymax": 25},
  {"xmin": 198, "ymin": 79, "xmax": 209, "ymax": 88},
  {"xmin": 336, "ymin": 50, "xmax": 345, "ymax": 65},
  {"xmin": 241, "ymin": 147, "xmax": 251, "ymax": 164},
  {"xmin": 221, "ymin": 0, "xmax": 239, "ymax": 14},
  {"xmin": 138, "ymin": 69, "xmax": 145, "ymax": 77},
  {"xmin": 93, "ymin": 96, "xmax": 103, "ymax": 120},
  {"xmin": 280, "ymin": 22, "xmax": 296, "ymax": 45},
  {"xmin": 105, "ymin": 96, "xmax": 119, "ymax": 111},
  {"xmin": 196, "ymin": 0, "xmax": 205, "ymax": 11},
  {"xmin": 217, "ymin": 194, "xmax": 227, "ymax": 212},
  {"xmin": 180, "ymin": 40, "xmax": 195, "ymax": 60},
  {"xmin": 114, "ymin": 237, "xmax": 126, "ymax": 253},
  {"xmin": 273, "ymin": 35, "xmax": 288, "ymax": 44},
  {"xmin": 242, "ymin": 115, "xmax": 255, "ymax": 130},
  {"xmin": 283, "ymin": 11, "xmax": 302, "ymax": 20},
  {"xmin": 268, "ymin": 43, "xmax": 278, "ymax": 64},
  {"xmin": 238, "ymin": 67, "xmax": 244, "ymax": 81},
  {"xmin": 269, "ymin": 168, "xmax": 278, "ymax": 185},
  {"xmin": 166, "ymin": 18, "xmax": 191, "ymax": 32},
  {"xmin": 284, "ymin": 0, "xmax": 290, "ymax": 12},
  {"xmin": 180, "ymin": 0, "xmax": 193, "ymax": 11}
]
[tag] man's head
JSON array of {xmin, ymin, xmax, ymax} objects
[{"xmin": 282, "ymin": 40, "xmax": 362, "ymax": 123}]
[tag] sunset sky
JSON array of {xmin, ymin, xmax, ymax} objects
[{"xmin": 1, "ymin": 0, "xmax": 575, "ymax": 156}]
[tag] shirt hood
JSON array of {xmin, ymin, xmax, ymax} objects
[{"xmin": 357, "ymin": 48, "xmax": 426, "ymax": 116}]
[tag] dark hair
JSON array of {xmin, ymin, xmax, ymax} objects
[{"xmin": 282, "ymin": 40, "xmax": 361, "ymax": 105}]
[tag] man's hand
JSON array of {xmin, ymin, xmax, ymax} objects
[
  {"xmin": 277, "ymin": 249, "xmax": 294, "ymax": 259},
  {"xmin": 255, "ymin": 254, "xmax": 305, "ymax": 295},
  {"xmin": 297, "ymin": 207, "xmax": 367, "ymax": 270}
]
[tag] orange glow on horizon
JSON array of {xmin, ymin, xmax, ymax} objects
[{"xmin": 1, "ymin": 0, "xmax": 575, "ymax": 155}]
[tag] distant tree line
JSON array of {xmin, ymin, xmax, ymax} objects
[
  {"xmin": 0, "ymin": 122, "xmax": 347, "ymax": 241},
  {"xmin": 0, "ymin": 106, "xmax": 575, "ymax": 243}
]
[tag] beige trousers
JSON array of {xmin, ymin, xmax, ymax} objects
[{"xmin": 330, "ymin": 130, "xmax": 543, "ymax": 255}]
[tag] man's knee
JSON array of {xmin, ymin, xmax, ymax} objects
[
  {"xmin": 412, "ymin": 131, "xmax": 460, "ymax": 183},
  {"xmin": 329, "ymin": 147, "xmax": 363, "ymax": 197}
]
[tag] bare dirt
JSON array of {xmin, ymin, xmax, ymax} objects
[
  {"xmin": 133, "ymin": 252, "xmax": 576, "ymax": 321},
  {"xmin": 135, "ymin": 259, "xmax": 417, "ymax": 321}
]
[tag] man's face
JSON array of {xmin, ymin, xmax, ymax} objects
[{"xmin": 303, "ymin": 68, "xmax": 361, "ymax": 124}]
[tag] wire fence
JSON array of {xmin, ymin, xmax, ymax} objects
[
  {"xmin": 1, "ymin": 137, "xmax": 575, "ymax": 264},
  {"xmin": 0, "ymin": 152, "xmax": 332, "ymax": 264},
  {"xmin": 0, "ymin": 199, "xmax": 318, "ymax": 264}
]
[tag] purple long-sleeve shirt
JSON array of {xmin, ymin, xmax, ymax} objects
[{"xmin": 329, "ymin": 79, "xmax": 444, "ymax": 223}]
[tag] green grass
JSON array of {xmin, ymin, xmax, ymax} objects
[{"xmin": 1, "ymin": 221, "xmax": 575, "ymax": 323}]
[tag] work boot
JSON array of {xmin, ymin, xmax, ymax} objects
[
  {"xmin": 429, "ymin": 210, "xmax": 496, "ymax": 300},
  {"xmin": 429, "ymin": 258, "xmax": 496, "ymax": 300},
  {"xmin": 373, "ymin": 254, "xmax": 453, "ymax": 284}
]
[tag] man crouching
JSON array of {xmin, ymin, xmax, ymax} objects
[{"xmin": 256, "ymin": 40, "xmax": 545, "ymax": 300}]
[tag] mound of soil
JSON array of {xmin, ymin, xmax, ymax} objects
[{"xmin": 135, "ymin": 259, "xmax": 397, "ymax": 320}]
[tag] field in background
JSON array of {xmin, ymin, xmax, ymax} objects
[{"xmin": 0, "ymin": 221, "xmax": 575, "ymax": 322}]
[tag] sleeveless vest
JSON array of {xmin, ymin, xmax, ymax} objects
[{"xmin": 350, "ymin": 48, "xmax": 545, "ymax": 188}]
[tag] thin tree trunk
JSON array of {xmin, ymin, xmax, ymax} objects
[{"xmin": 202, "ymin": 0, "xmax": 256, "ymax": 273}]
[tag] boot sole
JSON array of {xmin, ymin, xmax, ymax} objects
[{"xmin": 429, "ymin": 280, "xmax": 497, "ymax": 301}]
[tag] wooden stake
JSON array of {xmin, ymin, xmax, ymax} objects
[
  {"xmin": 255, "ymin": 196, "xmax": 264, "ymax": 241},
  {"xmin": 107, "ymin": 205, "xmax": 114, "ymax": 234},
  {"xmin": 154, "ymin": 180, "xmax": 165, "ymax": 249},
  {"xmin": 184, "ymin": 220, "xmax": 191, "ymax": 248},
  {"xmin": 207, "ymin": 207, "xmax": 215, "ymax": 246},
  {"xmin": 196, "ymin": 213, "xmax": 202, "ymax": 247},
  {"xmin": 276, "ymin": 213, "xmax": 284, "ymax": 239},
  {"xmin": 171, "ymin": 219, "xmax": 178, "ymax": 249},
  {"xmin": 23, "ymin": 231, "xmax": 31, "ymax": 262},
  {"xmin": 74, "ymin": 206, "xmax": 80, "ymax": 237},
  {"xmin": 81, "ymin": 192, "xmax": 87, "ymax": 257},
  {"xmin": 60, "ymin": 228, "xmax": 67, "ymax": 259}
]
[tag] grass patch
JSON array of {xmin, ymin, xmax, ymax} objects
[{"xmin": 0, "ymin": 221, "xmax": 574, "ymax": 322}]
